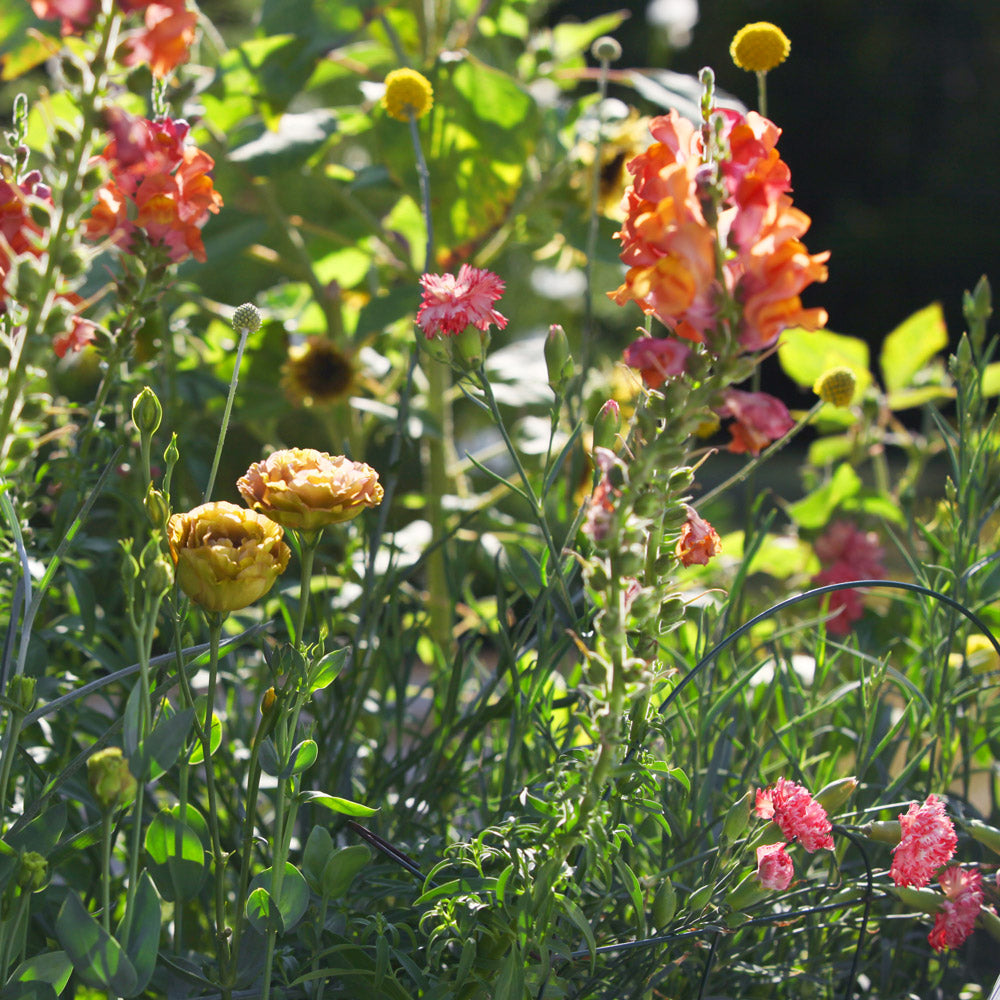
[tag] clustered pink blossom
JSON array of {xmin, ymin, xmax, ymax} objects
[
  {"xmin": 31, "ymin": 0, "xmax": 196, "ymax": 78},
  {"xmin": 416, "ymin": 264, "xmax": 508, "ymax": 338},
  {"xmin": 675, "ymin": 505, "xmax": 721, "ymax": 567},
  {"xmin": 83, "ymin": 112, "xmax": 223, "ymax": 264},
  {"xmin": 623, "ymin": 334, "xmax": 690, "ymax": 389},
  {"xmin": 928, "ymin": 867, "xmax": 982, "ymax": 952},
  {"xmin": 889, "ymin": 794, "xmax": 957, "ymax": 888},
  {"xmin": 811, "ymin": 520, "xmax": 885, "ymax": 635},
  {"xmin": 718, "ymin": 387, "xmax": 794, "ymax": 456},
  {"xmin": 608, "ymin": 108, "xmax": 828, "ymax": 352},
  {"xmin": 755, "ymin": 777, "xmax": 834, "ymax": 853},
  {"xmin": 756, "ymin": 842, "xmax": 793, "ymax": 891}
]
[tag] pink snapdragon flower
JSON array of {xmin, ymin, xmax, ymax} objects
[
  {"xmin": 756, "ymin": 842, "xmax": 793, "ymax": 891},
  {"xmin": 755, "ymin": 777, "xmax": 834, "ymax": 853},
  {"xmin": 889, "ymin": 794, "xmax": 957, "ymax": 888},
  {"xmin": 811, "ymin": 520, "xmax": 885, "ymax": 635},
  {"xmin": 719, "ymin": 388, "xmax": 795, "ymax": 456},
  {"xmin": 623, "ymin": 335, "xmax": 690, "ymax": 390},
  {"xmin": 416, "ymin": 264, "xmax": 508, "ymax": 338},
  {"xmin": 928, "ymin": 867, "xmax": 982, "ymax": 952}
]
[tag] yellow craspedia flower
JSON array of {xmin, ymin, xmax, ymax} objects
[
  {"xmin": 813, "ymin": 366, "xmax": 858, "ymax": 407},
  {"xmin": 382, "ymin": 68, "xmax": 434, "ymax": 122},
  {"xmin": 730, "ymin": 22, "xmax": 791, "ymax": 73}
]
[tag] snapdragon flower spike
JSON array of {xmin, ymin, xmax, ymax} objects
[
  {"xmin": 608, "ymin": 108, "xmax": 828, "ymax": 353},
  {"xmin": 675, "ymin": 505, "xmax": 721, "ymax": 567},
  {"xmin": 889, "ymin": 794, "xmax": 958, "ymax": 888},
  {"xmin": 755, "ymin": 777, "xmax": 834, "ymax": 853},
  {"xmin": 416, "ymin": 264, "xmax": 508, "ymax": 338},
  {"xmin": 929, "ymin": 867, "xmax": 982, "ymax": 952},
  {"xmin": 719, "ymin": 388, "xmax": 794, "ymax": 455},
  {"xmin": 623, "ymin": 335, "xmax": 691, "ymax": 390}
]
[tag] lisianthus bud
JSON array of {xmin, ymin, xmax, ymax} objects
[
  {"xmin": 6, "ymin": 675, "xmax": 36, "ymax": 714},
  {"xmin": 131, "ymin": 386, "xmax": 162, "ymax": 436},
  {"xmin": 16, "ymin": 851, "xmax": 48, "ymax": 891},
  {"xmin": 232, "ymin": 302, "xmax": 262, "ymax": 333},
  {"xmin": 261, "ymin": 686, "xmax": 277, "ymax": 715},
  {"xmin": 87, "ymin": 747, "xmax": 137, "ymax": 812},
  {"xmin": 144, "ymin": 484, "xmax": 170, "ymax": 530}
]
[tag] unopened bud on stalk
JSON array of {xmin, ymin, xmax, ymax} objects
[
  {"xmin": 7, "ymin": 675, "xmax": 36, "ymax": 714},
  {"xmin": 592, "ymin": 400, "xmax": 621, "ymax": 451},
  {"xmin": 722, "ymin": 790, "xmax": 754, "ymax": 842},
  {"xmin": 651, "ymin": 877, "xmax": 676, "ymax": 927},
  {"xmin": 544, "ymin": 324, "xmax": 573, "ymax": 394},
  {"xmin": 87, "ymin": 747, "xmax": 137, "ymax": 812},
  {"xmin": 261, "ymin": 686, "xmax": 277, "ymax": 715},
  {"xmin": 16, "ymin": 852, "xmax": 47, "ymax": 891},
  {"xmin": 814, "ymin": 776, "xmax": 858, "ymax": 814},
  {"xmin": 132, "ymin": 386, "xmax": 162, "ymax": 437},
  {"xmin": 232, "ymin": 302, "xmax": 262, "ymax": 334},
  {"xmin": 862, "ymin": 820, "xmax": 901, "ymax": 845},
  {"xmin": 144, "ymin": 484, "xmax": 170, "ymax": 530}
]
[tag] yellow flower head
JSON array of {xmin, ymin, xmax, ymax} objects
[
  {"xmin": 730, "ymin": 22, "xmax": 791, "ymax": 73},
  {"xmin": 237, "ymin": 448, "xmax": 384, "ymax": 532},
  {"xmin": 168, "ymin": 501, "xmax": 291, "ymax": 613},
  {"xmin": 281, "ymin": 337, "xmax": 356, "ymax": 407},
  {"xmin": 382, "ymin": 68, "xmax": 434, "ymax": 122},
  {"xmin": 813, "ymin": 366, "xmax": 858, "ymax": 407}
]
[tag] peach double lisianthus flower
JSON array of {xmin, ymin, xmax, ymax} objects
[
  {"xmin": 168, "ymin": 501, "xmax": 291, "ymax": 613},
  {"xmin": 238, "ymin": 449, "xmax": 384, "ymax": 532}
]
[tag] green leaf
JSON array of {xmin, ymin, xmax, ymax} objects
[
  {"xmin": 787, "ymin": 463, "xmax": 862, "ymax": 530},
  {"xmin": 880, "ymin": 302, "xmax": 948, "ymax": 391},
  {"xmin": 187, "ymin": 707, "xmax": 221, "ymax": 764},
  {"xmin": 982, "ymin": 362, "xmax": 1000, "ymax": 397},
  {"xmin": 134, "ymin": 707, "xmax": 195, "ymax": 781},
  {"xmin": 7, "ymin": 802, "xmax": 66, "ymax": 857},
  {"xmin": 0, "ymin": 984, "xmax": 57, "ymax": 1000},
  {"xmin": 245, "ymin": 886, "xmax": 282, "ymax": 936},
  {"xmin": 259, "ymin": 737, "xmax": 281, "ymax": 777},
  {"xmin": 302, "ymin": 825, "xmax": 335, "ymax": 892},
  {"xmin": 117, "ymin": 872, "xmax": 160, "ymax": 995},
  {"xmin": 144, "ymin": 810, "xmax": 207, "ymax": 903},
  {"xmin": 309, "ymin": 647, "xmax": 348, "ymax": 692},
  {"xmin": 0, "ymin": 7, "xmax": 61, "ymax": 81},
  {"xmin": 808, "ymin": 434, "xmax": 854, "ymax": 466},
  {"xmin": 777, "ymin": 328, "xmax": 871, "ymax": 396},
  {"xmin": 248, "ymin": 863, "xmax": 309, "ymax": 934},
  {"xmin": 560, "ymin": 896, "xmax": 598, "ymax": 971},
  {"xmin": 885, "ymin": 385, "xmax": 956, "ymax": 410},
  {"xmin": 284, "ymin": 739, "xmax": 318, "ymax": 778},
  {"xmin": 55, "ymin": 891, "xmax": 138, "ymax": 995},
  {"xmin": 320, "ymin": 845, "xmax": 370, "ymax": 899},
  {"xmin": 229, "ymin": 109, "xmax": 338, "ymax": 174},
  {"xmin": 6, "ymin": 950, "xmax": 72, "ymax": 993},
  {"xmin": 299, "ymin": 791, "xmax": 378, "ymax": 817}
]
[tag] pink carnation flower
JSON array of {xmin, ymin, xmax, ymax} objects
[
  {"xmin": 755, "ymin": 777, "xmax": 834, "ymax": 853},
  {"xmin": 756, "ymin": 842, "xmax": 794, "ymax": 891},
  {"xmin": 928, "ymin": 867, "xmax": 982, "ymax": 951},
  {"xmin": 416, "ymin": 264, "xmax": 508, "ymax": 338},
  {"xmin": 889, "ymin": 794, "xmax": 957, "ymax": 887}
]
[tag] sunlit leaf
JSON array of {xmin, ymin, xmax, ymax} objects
[
  {"xmin": 880, "ymin": 302, "xmax": 948, "ymax": 391},
  {"xmin": 56, "ymin": 892, "xmax": 138, "ymax": 995},
  {"xmin": 787, "ymin": 463, "xmax": 862, "ymax": 530},
  {"xmin": 144, "ymin": 811, "xmax": 207, "ymax": 902},
  {"xmin": 777, "ymin": 328, "xmax": 871, "ymax": 399},
  {"xmin": 298, "ymin": 791, "xmax": 378, "ymax": 817}
]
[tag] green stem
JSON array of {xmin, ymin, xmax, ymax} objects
[
  {"xmin": 756, "ymin": 70, "xmax": 768, "ymax": 118},
  {"xmin": 0, "ymin": 886, "xmax": 31, "ymax": 983},
  {"xmin": 203, "ymin": 323, "xmax": 251, "ymax": 503},
  {"xmin": 100, "ymin": 810, "xmax": 114, "ymax": 935},
  {"xmin": 292, "ymin": 533, "xmax": 319, "ymax": 650},
  {"xmin": 0, "ymin": 713, "xmax": 24, "ymax": 826}
]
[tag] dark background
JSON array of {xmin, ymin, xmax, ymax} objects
[{"xmin": 558, "ymin": 0, "xmax": 1000, "ymax": 352}]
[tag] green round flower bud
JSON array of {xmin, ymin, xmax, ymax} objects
[
  {"xmin": 16, "ymin": 851, "xmax": 48, "ymax": 891},
  {"xmin": 592, "ymin": 400, "xmax": 621, "ymax": 451},
  {"xmin": 544, "ymin": 324, "xmax": 573, "ymax": 394},
  {"xmin": 591, "ymin": 36, "xmax": 622, "ymax": 63},
  {"xmin": 87, "ymin": 747, "xmax": 137, "ymax": 812},
  {"xmin": 651, "ymin": 877, "xmax": 676, "ymax": 928},
  {"xmin": 144, "ymin": 484, "xmax": 170, "ymax": 530},
  {"xmin": 6, "ymin": 675, "xmax": 37, "ymax": 714},
  {"xmin": 232, "ymin": 303, "xmax": 262, "ymax": 333},
  {"xmin": 131, "ymin": 386, "xmax": 163, "ymax": 437}
]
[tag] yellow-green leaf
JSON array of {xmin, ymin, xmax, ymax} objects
[
  {"xmin": 880, "ymin": 302, "xmax": 947, "ymax": 391},
  {"xmin": 778, "ymin": 328, "xmax": 871, "ymax": 396}
]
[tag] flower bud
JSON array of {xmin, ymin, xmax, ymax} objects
[
  {"xmin": 87, "ymin": 747, "xmax": 137, "ymax": 812},
  {"xmin": 6, "ymin": 675, "xmax": 36, "ymax": 714},
  {"xmin": 813, "ymin": 776, "xmax": 858, "ymax": 814},
  {"xmin": 592, "ymin": 400, "xmax": 621, "ymax": 451},
  {"xmin": 591, "ymin": 36, "xmax": 622, "ymax": 63},
  {"xmin": 964, "ymin": 818, "xmax": 1000, "ymax": 857},
  {"xmin": 144, "ymin": 484, "xmax": 170, "ymax": 530},
  {"xmin": 862, "ymin": 820, "xmax": 901, "ymax": 845},
  {"xmin": 544, "ymin": 324, "xmax": 573, "ymax": 394},
  {"xmin": 726, "ymin": 872, "xmax": 769, "ymax": 913},
  {"xmin": 261, "ymin": 686, "xmax": 277, "ymax": 715},
  {"xmin": 455, "ymin": 324, "xmax": 489, "ymax": 370},
  {"xmin": 132, "ymin": 386, "xmax": 163, "ymax": 437},
  {"xmin": 16, "ymin": 851, "xmax": 48, "ymax": 891},
  {"xmin": 722, "ymin": 790, "xmax": 753, "ymax": 842},
  {"xmin": 687, "ymin": 883, "xmax": 712, "ymax": 914},
  {"xmin": 232, "ymin": 302, "xmax": 262, "ymax": 333},
  {"xmin": 651, "ymin": 877, "xmax": 676, "ymax": 928}
]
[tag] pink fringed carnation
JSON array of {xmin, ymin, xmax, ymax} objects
[
  {"xmin": 889, "ymin": 794, "xmax": 957, "ymax": 887},
  {"xmin": 756, "ymin": 842, "xmax": 793, "ymax": 891},
  {"xmin": 811, "ymin": 520, "xmax": 886, "ymax": 636},
  {"xmin": 416, "ymin": 264, "xmax": 508, "ymax": 338},
  {"xmin": 928, "ymin": 867, "xmax": 982, "ymax": 952},
  {"xmin": 755, "ymin": 777, "xmax": 834, "ymax": 853}
]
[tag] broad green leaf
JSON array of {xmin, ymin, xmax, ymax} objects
[
  {"xmin": 787, "ymin": 463, "xmax": 862, "ymax": 530},
  {"xmin": 144, "ymin": 811, "xmax": 207, "ymax": 902},
  {"xmin": 284, "ymin": 739, "xmax": 318, "ymax": 778},
  {"xmin": 320, "ymin": 845, "xmax": 371, "ymax": 899},
  {"xmin": 302, "ymin": 825, "xmax": 335, "ymax": 893},
  {"xmin": 982, "ymin": 362, "xmax": 1000, "ymax": 397},
  {"xmin": 7, "ymin": 802, "xmax": 66, "ymax": 857},
  {"xmin": 134, "ymin": 707, "xmax": 195, "ymax": 781},
  {"xmin": 245, "ymin": 886, "xmax": 282, "ymax": 936},
  {"xmin": 880, "ymin": 302, "xmax": 947, "ymax": 391},
  {"xmin": 550, "ymin": 11, "xmax": 630, "ymax": 63},
  {"xmin": 309, "ymin": 647, "xmax": 348, "ymax": 692},
  {"xmin": 7, "ymin": 950, "xmax": 72, "ymax": 993},
  {"xmin": 55, "ymin": 892, "xmax": 138, "ymax": 995},
  {"xmin": 0, "ymin": 984, "xmax": 57, "ymax": 1000},
  {"xmin": 299, "ymin": 791, "xmax": 378, "ymax": 817},
  {"xmin": 248, "ymin": 863, "xmax": 309, "ymax": 934},
  {"xmin": 777, "ymin": 328, "xmax": 871, "ymax": 398},
  {"xmin": 117, "ymin": 872, "xmax": 160, "ymax": 994},
  {"xmin": 187, "ymin": 708, "xmax": 221, "ymax": 764},
  {"xmin": 843, "ymin": 492, "xmax": 907, "ymax": 527},
  {"xmin": 746, "ymin": 534, "xmax": 816, "ymax": 579},
  {"xmin": 808, "ymin": 434, "xmax": 854, "ymax": 466},
  {"xmin": 0, "ymin": 7, "xmax": 60, "ymax": 81},
  {"xmin": 886, "ymin": 385, "xmax": 955, "ymax": 410},
  {"xmin": 229, "ymin": 109, "xmax": 338, "ymax": 174},
  {"xmin": 560, "ymin": 896, "xmax": 598, "ymax": 971}
]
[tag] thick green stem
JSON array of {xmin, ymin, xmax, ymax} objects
[
  {"xmin": 203, "ymin": 323, "xmax": 250, "ymax": 503},
  {"xmin": 100, "ymin": 811, "xmax": 114, "ymax": 935}
]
